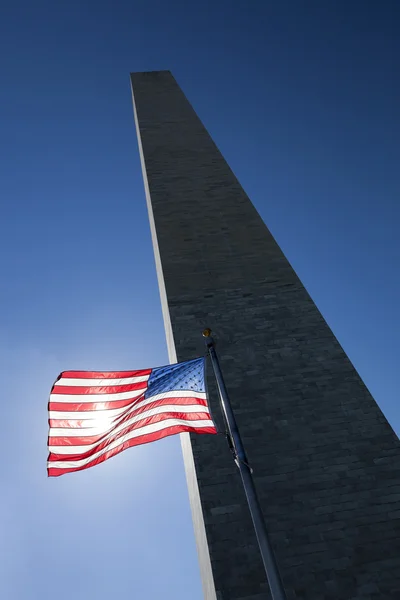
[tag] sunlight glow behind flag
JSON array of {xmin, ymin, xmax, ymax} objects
[{"xmin": 47, "ymin": 357, "xmax": 216, "ymax": 477}]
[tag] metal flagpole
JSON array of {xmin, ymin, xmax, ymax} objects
[{"xmin": 202, "ymin": 328, "xmax": 287, "ymax": 600}]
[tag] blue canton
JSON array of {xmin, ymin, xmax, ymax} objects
[{"xmin": 145, "ymin": 358, "xmax": 205, "ymax": 397}]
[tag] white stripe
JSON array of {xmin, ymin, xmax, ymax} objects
[
  {"xmin": 50, "ymin": 405, "xmax": 132, "ymax": 421},
  {"xmin": 50, "ymin": 389, "xmax": 207, "ymax": 406},
  {"xmin": 48, "ymin": 418, "xmax": 215, "ymax": 469},
  {"xmin": 50, "ymin": 388, "xmax": 147, "ymax": 404},
  {"xmin": 49, "ymin": 404, "xmax": 212, "ymax": 445},
  {"xmin": 55, "ymin": 375, "xmax": 150, "ymax": 387}
]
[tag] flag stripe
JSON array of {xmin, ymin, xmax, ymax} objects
[
  {"xmin": 50, "ymin": 388, "xmax": 148, "ymax": 403},
  {"xmin": 54, "ymin": 375, "xmax": 150, "ymax": 387},
  {"xmin": 49, "ymin": 398, "xmax": 145, "ymax": 413},
  {"xmin": 49, "ymin": 389, "xmax": 207, "ymax": 409},
  {"xmin": 48, "ymin": 424, "xmax": 216, "ymax": 477},
  {"xmin": 52, "ymin": 382, "xmax": 150, "ymax": 395},
  {"xmin": 59, "ymin": 369, "xmax": 152, "ymax": 379},
  {"xmin": 49, "ymin": 396, "xmax": 209, "ymax": 427}
]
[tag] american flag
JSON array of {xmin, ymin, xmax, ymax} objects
[{"xmin": 48, "ymin": 357, "xmax": 216, "ymax": 477}]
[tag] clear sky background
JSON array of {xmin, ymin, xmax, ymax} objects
[{"xmin": 1, "ymin": 1, "xmax": 399, "ymax": 598}]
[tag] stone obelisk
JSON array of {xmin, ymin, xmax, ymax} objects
[{"xmin": 131, "ymin": 70, "xmax": 400, "ymax": 600}]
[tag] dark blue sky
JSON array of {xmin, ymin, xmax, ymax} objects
[{"xmin": 1, "ymin": 1, "xmax": 399, "ymax": 598}]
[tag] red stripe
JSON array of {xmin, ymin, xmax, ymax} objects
[
  {"xmin": 49, "ymin": 397, "xmax": 144, "ymax": 412},
  {"xmin": 59, "ymin": 369, "xmax": 152, "ymax": 379},
  {"xmin": 48, "ymin": 395, "xmax": 207, "ymax": 414},
  {"xmin": 52, "ymin": 382, "xmax": 148, "ymax": 395},
  {"xmin": 48, "ymin": 425, "xmax": 217, "ymax": 476},
  {"xmin": 48, "ymin": 411, "xmax": 213, "ymax": 450},
  {"xmin": 49, "ymin": 396, "xmax": 209, "ymax": 426}
]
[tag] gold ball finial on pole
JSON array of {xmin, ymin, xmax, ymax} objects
[{"xmin": 202, "ymin": 328, "xmax": 212, "ymax": 338}]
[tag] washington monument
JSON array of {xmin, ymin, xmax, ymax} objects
[{"xmin": 131, "ymin": 71, "xmax": 400, "ymax": 599}]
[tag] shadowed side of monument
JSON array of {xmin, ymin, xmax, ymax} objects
[{"xmin": 131, "ymin": 70, "xmax": 400, "ymax": 600}]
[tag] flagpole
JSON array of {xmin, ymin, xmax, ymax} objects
[{"xmin": 202, "ymin": 329, "xmax": 287, "ymax": 600}]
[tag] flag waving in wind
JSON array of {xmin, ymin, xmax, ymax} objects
[{"xmin": 48, "ymin": 357, "xmax": 216, "ymax": 477}]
